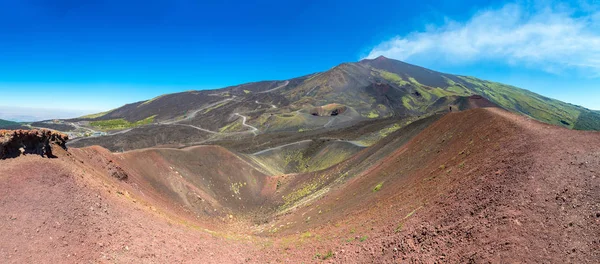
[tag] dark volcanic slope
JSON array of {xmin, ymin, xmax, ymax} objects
[
  {"xmin": 68, "ymin": 56, "xmax": 599, "ymax": 152},
  {"xmin": 68, "ymin": 123, "xmax": 213, "ymax": 152},
  {"xmin": 65, "ymin": 57, "xmax": 600, "ymax": 152}
]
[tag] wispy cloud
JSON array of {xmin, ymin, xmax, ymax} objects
[{"xmin": 365, "ymin": 1, "xmax": 600, "ymax": 75}]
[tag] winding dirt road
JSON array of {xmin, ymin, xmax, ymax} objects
[
  {"xmin": 234, "ymin": 113, "xmax": 259, "ymax": 134},
  {"xmin": 251, "ymin": 139, "xmax": 313, "ymax": 155}
]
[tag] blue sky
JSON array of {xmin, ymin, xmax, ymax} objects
[{"xmin": 0, "ymin": 0, "xmax": 598, "ymax": 121}]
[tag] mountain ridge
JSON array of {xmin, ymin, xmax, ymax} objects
[
  {"xmin": 53, "ymin": 56, "xmax": 600, "ymax": 151},
  {"xmin": 75, "ymin": 56, "xmax": 598, "ymax": 129}
]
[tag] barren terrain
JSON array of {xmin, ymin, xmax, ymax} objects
[{"xmin": 2, "ymin": 107, "xmax": 599, "ymax": 263}]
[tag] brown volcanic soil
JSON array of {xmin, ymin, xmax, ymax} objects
[
  {"xmin": 2, "ymin": 108, "xmax": 599, "ymax": 263},
  {"xmin": 0, "ymin": 154, "xmax": 262, "ymax": 264},
  {"xmin": 260, "ymin": 108, "xmax": 600, "ymax": 263}
]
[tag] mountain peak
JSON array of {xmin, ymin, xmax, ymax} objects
[{"xmin": 360, "ymin": 55, "xmax": 391, "ymax": 63}]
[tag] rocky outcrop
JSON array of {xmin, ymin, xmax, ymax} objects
[
  {"xmin": 0, "ymin": 129, "xmax": 68, "ymax": 159},
  {"xmin": 107, "ymin": 160, "xmax": 128, "ymax": 180}
]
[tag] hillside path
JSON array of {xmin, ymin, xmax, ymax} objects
[{"xmin": 234, "ymin": 113, "xmax": 259, "ymax": 134}]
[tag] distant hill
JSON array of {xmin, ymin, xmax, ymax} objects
[{"xmin": 0, "ymin": 119, "xmax": 27, "ymax": 129}]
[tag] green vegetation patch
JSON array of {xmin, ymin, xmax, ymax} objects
[
  {"xmin": 374, "ymin": 69, "xmax": 409, "ymax": 86},
  {"xmin": 265, "ymin": 112, "xmax": 309, "ymax": 132},
  {"xmin": 308, "ymin": 147, "xmax": 359, "ymax": 172},
  {"xmin": 379, "ymin": 123, "xmax": 402, "ymax": 137},
  {"xmin": 458, "ymin": 76, "xmax": 584, "ymax": 129},
  {"xmin": 362, "ymin": 110, "xmax": 379, "ymax": 118},
  {"xmin": 0, "ymin": 119, "xmax": 23, "ymax": 129},
  {"xmin": 0, "ymin": 119, "xmax": 17, "ymax": 126},
  {"xmin": 202, "ymin": 101, "xmax": 229, "ymax": 114},
  {"xmin": 315, "ymin": 250, "xmax": 334, "ymax": 260},
  {"xmin": 429, "ymin": 87, "xmax": 454, "ymax": 98},
  {"xmin": 446, "ymin": 84, "xmax": 471, "ymax": 95},
  {"xmin": 90, "ymin": 115, "xmax": 156, "ymax": 130},
  {"xmin": 401, "ymin": 96, "xmax": 416, "ymax": 110},
  {"xmin": 219, "ymin": 120, "xmax": 243, "ymax": 132},
  {"xmin": 279, "ymin": 171, "xmax": 346, "ymax": 211},
  {"xmin": 300, "ymin": 231, "xmax": 312, "ymax": 239},
  {"xmin": 282, "ymin": 179, "xmax": 320, "ymax": 208},
  {"xmin": 372, "ymin": 182, "xmax": 384, "ymax": 192},
  {"xmin": 574, "ymin": 110, "xmax": 600, "ymax": 131}
]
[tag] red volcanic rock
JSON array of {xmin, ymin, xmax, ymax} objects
[{"xmin": 0, "ymin": 129, "xmax": 68, "ymax": 159}]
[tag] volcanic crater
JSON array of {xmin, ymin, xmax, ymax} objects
[{"xmin": 1, "ymin": 107, "xmax": 599, "ymax": 263}]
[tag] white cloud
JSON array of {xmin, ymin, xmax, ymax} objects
[{"xmin": 365, "ymin": 2, "xmax": 600, "ymax": 75}]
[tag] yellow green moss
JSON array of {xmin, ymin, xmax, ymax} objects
[{"xmin": 90, "ymin": 115, "xmax": 156, "ymax": 131}]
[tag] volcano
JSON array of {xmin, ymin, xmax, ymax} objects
[{"xmin": 2, "ymin": 57, "xmax": 600, "ymax": 263}]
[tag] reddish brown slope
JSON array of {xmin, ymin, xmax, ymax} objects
[
  {"xmin": 116, "ymin": 145, "xmax": 277, "ymax": 215},
  {"xmin": 69, "ymin": 145, "xmax": 278, "ymax": 229},
  {"xmin": 258, "ymin": 108, "xmax": 600, "ymax": 263},
  {"xmin": 0, "ymin": 153, "xmax": 261, "ymax": 264}
]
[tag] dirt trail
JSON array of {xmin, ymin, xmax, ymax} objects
[
  {"xmin": 169, "ymin": 123, "xmax": 217, "ymax": 134},
  {"xmin": 234, "ymin": 113, "xmax": 259, "ymax": 134},
  {"xmin": 251, "ymin": 139, "xmax": 312, "ymax": 155}
]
